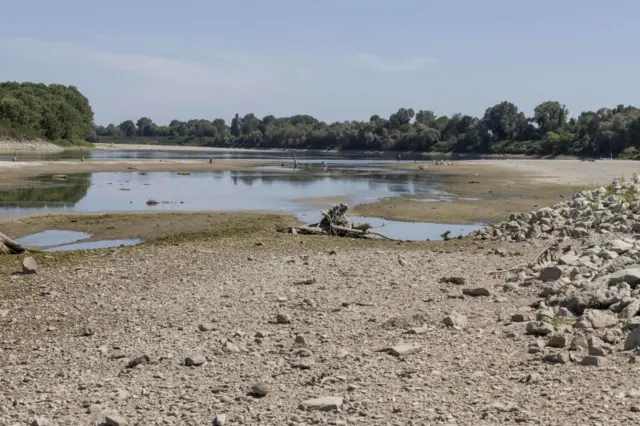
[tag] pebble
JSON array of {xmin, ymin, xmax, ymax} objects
[
  {"xmin": 213, "ymin": 414, "xmax": 227, "ymax": 425},
  {"xmin": 390, "ymin": 344, "xmax": 422, "ymax": 356},
  {"xmin": 299, "ymin": 396, "xmax": 344, "ymax": 411},
  {"xmin": 462, "ymin": 287, "xmax": 491, "ymax": 297},
  {"xmin": 105, "ymin": 413, "xmax": 128, "ymax": 426},
  {"xmin": 184, "ymin": 355, "xmax": 206, "ymax": 366},
  {"xmin": 581, "ymin": 356, "xmax": 608, "ymax": 367},
  {"xmin": 276, "ymin": 313, "xmax": 292, "ymax": 324},
  {"xmin": 22, "ymin": 256, "xmax": 38, "ymax": 274},
  {"xmin": 443, "ymin": 312, "xmax": 467, "ymax": 329},
  {"xmin": 198, "ymin": 323, "xmax": 215, "ymax": 332},
  {"xmin": 251, "ymin": 382, "xmax": 271, "ymax": 397}
]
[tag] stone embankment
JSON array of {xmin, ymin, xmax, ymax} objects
[
  {"xmin": 0, "ymin": 139, "xmax": 63, "ymax": 153},
  {"xmin": 474, "ymin": 173, "xmax": 640, "ymax": 367}
]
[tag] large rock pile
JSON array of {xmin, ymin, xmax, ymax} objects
[
  {"xmin": 473, "ymin": 174, "xmax": 640, "ymax": 242},
  {"xmin": 482, "ymin": 174, "xmax": 640, "ymax": 365}
]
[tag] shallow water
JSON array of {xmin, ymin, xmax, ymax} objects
[
  {"xmin": 16, "ymin": 230, "xmax": 91, "ymax": 247},
  {"xmin": 294, "ymin": 211, "xmax": 483, "ymax": 241},
  {"xmin": 0, "ymin": 149, "xmax": 476, "ymax": 162},
  {"xmin": 0, "ymin": 170, "xmax": 445, "ymax": 218},
  {"xmin": 0, "ymin": 151, "xmax": 486, "ymax": 241}
]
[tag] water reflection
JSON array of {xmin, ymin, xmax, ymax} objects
[
  {"xmin": 0, "ymin": 174, "xmax": 91, "ymax": 208},
  {"xmin": 0, "ymin": 170, "xmax": 445, "ymax": 217}
]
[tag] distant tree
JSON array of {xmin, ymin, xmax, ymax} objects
[
  {"xmin": 118, "ymin": 120, "xmax": 136, "ymax": 137},
  {"xmin": 136, "ymin": 117, "xmax": 154, "ymax": 137}
]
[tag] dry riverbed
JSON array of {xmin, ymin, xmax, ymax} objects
[
  {"xmin": 3, "ymin": 159, "xmax": 640, "ymax": 424},
  {"xmin": 1, "ymin": 216, "xmax": 639, "ymax": 425}
]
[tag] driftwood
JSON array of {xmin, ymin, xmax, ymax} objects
[
  {"xmin": 0, "ymin": 231, "xmax": 27, "ymax": 255},
  {"xmin": 278, "ymin": 204, "xmax": 398, "ymax": 241}
]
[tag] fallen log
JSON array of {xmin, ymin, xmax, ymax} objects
[
  {"xmin": 278, "ymin": 204, "xmax": 399, "ymax": 241},
  {"xmin": 0, "ymin": 231, "xmax": 27, "ymax": 255}
]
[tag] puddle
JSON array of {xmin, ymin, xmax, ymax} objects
[
  {"xmin": 45, "ymin": 239, "xmax": 143, "ymax": 252},
  {"xmin": 16, "ymin": 230, "xmax": 91, "ymax": 247},
  {"xmin": 294, "ymin": 211, "xmax": 484, "ymax": 241}
]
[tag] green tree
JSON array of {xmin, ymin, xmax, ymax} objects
[{"xmin": 533, "ymin": 101, "xmax": 568, "ymax": 134}]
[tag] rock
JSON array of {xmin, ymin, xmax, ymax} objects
[
  {"xmin": 105, "ymin": 413, "xmax": 128, "ymax": 426},
  {"xmin": 624, "ymin": 328, "xmax": 640, "ymax": 351},
  {"xmin": 443, "ymin": 312, "xmax": 467, "ymax": 329},
  {"xmin": 582, "ymin": 309, "xmax": 619, "ymax": 329},
  {"xmin": 22, "ymin": 256, "xmax": 38, "ymax": 274},
  {"xmin": 603, "ymin": 267, "xmax": 640, "ymax": 288},
  {"xmin": 30, "ymin": 417, "xmax": 50, "ymax": 426},
  {"xmin": 251, "ymin": 382, "xmax": 270, "ymax": 397},
  {"xmin": 335, "ymin": 349, "xmax": 349, "ymax": 359},
  {"xmin": 525, "ymin": 322, "xmax": 554, "ymax": 336},
  {"xmin": 543, "ymin": 352, "xmax": 570, "ymax": 364},
  {"xmin": 409, "ymin": 325, "xmax": 429, "ymax": 334},
  {"xmin": 224, "ymin": 342, "xmax": 240, "ymax": 353},
  {"xmin": 294, "ymin": 335, "xmax": 307, "ymax": 345},
  {"xmin": 511, "ymin": 313, "xmax": 533, "ymax": 323},
  {"xmin": 198, "ymin": 323, "xmax": 215, "ymax": 332},
  {"xmin": 80, "ymin": 326, "xmax": 95, "ymax": 336},
  {"xmin": 439, "ymin": 276, "xmax": 466, "ymax": 285},
  {"xmin": 540, "ymin": 266, "xmax": 562, "ymax": 282},
  {"xmin": 570, "ymin": 335, "xmax": 589, "ymax": 351},
  {"xmin": 213, "ymin": 414, "xmax": 227, "ymax": 426},
  {"xmin": 629, "ymin": 356, "xmax": 640, "ymax": 364},
  {"xmin": 588, "ymin": 345, "xmax": 609, "ymax": 357},
  {"xmin": 559, "ymin": 254, "xmax": 579, "ymax": 266},
  {"xmin": 462, "ymin": 287, "xmax": 491, "ymax": 297},
  {"xmin": 125, "ymin": 354, "xmax": 150, "ymax": 369},
  {"xmin": 184, "ymin": 355, "xmax": 206, "ymax": 367},
  {"xmin": 299, "ymin": 396, "xmax": 344, "ymax": 411},
  {"xmin": 547, "ymin": 333, "xmax": 567, "ymax": 348},
  {"xmin": 292, "ymin": 358, "xmax": 314, "ymax": 369},
  {"xmin": 620, "ymin": 299, "xmax": 640, "ymax": 319},
  {"xmin": 528, "ymin": 340, "xmax": 545, "ymax": 354},
  {"xmin": 390, "ymin": 344, "xmax": 421, "ymax": 356},
  {"xmin": 609, "ymin": 239, "xmax": 633, "ymax": 254},
  {"xmin": 297, "ymin": 348, "xmax": 313, "ymax": 357},
  {"xmin": 580, "ymin": 356, "xmax": 608, "ymax": 367},
  {"xmin": 276, "ymin": 313, "xmax": 291, "ymax": 324},
  {"xmin": 521, "ymin": 372, "xmax": 541, "ymax": 384}
]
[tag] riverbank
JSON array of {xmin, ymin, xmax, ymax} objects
[{"xmin": 0, "ymin": 138, "xmax": 64, "ymax": 153}]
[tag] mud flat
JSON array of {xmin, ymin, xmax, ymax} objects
[{"xmin": 355, "ymin": 159, "xmax": 638, "ymax": 223}]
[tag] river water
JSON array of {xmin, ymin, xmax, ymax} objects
[{"xmin": 0, "ymin": 149, "xmax": 484, "ymax": 242}]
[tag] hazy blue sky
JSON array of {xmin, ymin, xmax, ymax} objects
[{"xmin": 1, "ymin": 0, "xmax": 638, "ymax": 125}]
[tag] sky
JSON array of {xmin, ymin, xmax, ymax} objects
[{"xmin": 1, "ymin": 0, "xmax": 639, "ymax": 125}]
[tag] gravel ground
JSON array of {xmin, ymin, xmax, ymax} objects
[
  {"xmin": 0, "ymin": 139, "xmax": 63, "ymax": 153},
  {"xmin": 2, "ymin": 232, "xmax": 639, "ymax": 426}
]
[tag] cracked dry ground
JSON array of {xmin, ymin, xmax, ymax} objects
[{"xmin": 2, "ymin": 233, "xmax": 640, "ymax": 426}]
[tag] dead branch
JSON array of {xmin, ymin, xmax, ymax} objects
[{"xmin": 278, "ymin": 203, "xmax": 399, "ymax": 241}]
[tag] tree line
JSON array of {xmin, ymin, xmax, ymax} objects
[
  {"xmin": 0, "ymin": 82, "xmax": 94, "ymax": 145},
  {"xmin": 2, "ymin": 80, "xmax": 640, "ymax": 157},
  {"xmin": 95, "ymin": 102, "xmax": 640, "ymax": 158}
]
